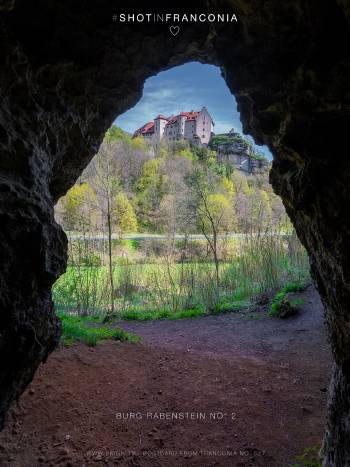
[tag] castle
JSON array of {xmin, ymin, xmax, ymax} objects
[{"xmin": 134, "ymin": 106, "xmax": 214, "ymax": 145}]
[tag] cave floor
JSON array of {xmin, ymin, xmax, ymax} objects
[{"xmin": 0, "ymin": 286, "xmax": 331, "ymax": 466}]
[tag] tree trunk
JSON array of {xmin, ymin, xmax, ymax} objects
[
  {"xmin": 213, "ymin": 231, "xmax": 220, "ymax": 288},
  {"xmin": 107, "ymin": 200, "xmax": 115, "ymax": 314}
]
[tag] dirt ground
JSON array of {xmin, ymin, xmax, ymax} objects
[{"xmin": 0, "ymin": 286, "xmax": 332, "ymax": 466}]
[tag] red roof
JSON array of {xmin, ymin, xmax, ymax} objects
[
  {"xmin": 134, "ymin": 121, "xmax": 155, "ymax": 136},
  {"xmin": 165, "ymin": 111, "xmax": 199, "ymax": 126},
  {"xmin": 183, "ymin": 111, "xmax": 199, "ymax": 121},
  {"xmin": 165, "ymin": 115, "xmax": 178, "ymax": 125},
  {"xmin": 135, "ymin": 110, "xmax": 204, "ymax": 135}
]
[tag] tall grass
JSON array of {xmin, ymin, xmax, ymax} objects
[
  {"xmin": 222, "ymin": 231, "xmax": 309, "ymax": 299},
  {"xmin": 53, "ymin": 230, "xmax": 310, "ymax": 319}
]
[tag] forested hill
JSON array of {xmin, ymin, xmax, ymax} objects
[{"xmin": 55, "ymin": 126, "xmax": 287, "ymax": 235}]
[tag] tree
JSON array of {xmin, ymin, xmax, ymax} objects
[
  {"xmin": 187, "ymin": 167, "xmax": 234, "ymax": 286},
  {"xmin": 89, "ymin": 141, "xmax": 121, "ymax": 315},
  {"xmin": 114, "ymin": 192, "xmax": 138, "ymax": 236},
  {"xmin": 59, "ymin": 182, "xmax": 96, "ymax": 232},
  {"xmin": 178, "ymin": 148, "xmax": 194, "ymax": 161},
  {"xmin": 136, "ymin": 158, "xmax": 165, "ymax": 231},
  {"xmin": 198, "ymin": 192, "xmax": 234, "ymax": 286},
  {"xmin": 105, "ymin": 125, "xmax": 132, "ymax": 144},
  {"xmin": 131, "ymin": 135, "xmax": 147, "ymax": 151},
  {"xmin": 137, "ymin": 159, "xmax": 162, "ymax": 191}
]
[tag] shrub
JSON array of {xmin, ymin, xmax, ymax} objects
[{"xmin": 269, "ymin": 281, "xmax": 307, "ymax": 318}]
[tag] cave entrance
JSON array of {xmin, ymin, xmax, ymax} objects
[{"xmin": 54, "ymin": 62, "xmax": 308, "ymax": 321}]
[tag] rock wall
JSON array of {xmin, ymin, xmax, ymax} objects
[{"xmin": 0, "ymin": 0, "xmax": 349, "ymax": 464}]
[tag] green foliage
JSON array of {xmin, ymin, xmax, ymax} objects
[
  {"xmin": 269, "ymin": 281, "xmax": 307, "ymax": 317},
  {"xmin": 105, "ymin": 125, "xmax": 132, "ymax": 143},
  {"xmin": 209, "ymin": 132, "xmax": 268, "ymax": 164},
  {"xmin": 60, "ymin": 182, "xmax": 96, "ymax": 231},
  {"xmin": 131, "ymin": 135, "xmax": 147, "ymax": 150},
  {"xmin": 137, "ymin": 159, "xmax": 162, "ymax": 192},
  {"xmin": 54, "ymin": 124, "xmax": 311, "ymax": 323},
  {"xmin": 221, "ymin": 177, "xmax": 235, "ymax": 196},
  {"xmin": 54, "ymin": 230, "xmax": 310, "ymax": 322},
  {"xmin": 120, "ymin": 307, "xmax": 205, "ymax": 321},
  {"xmin": 78, "ymin": 252, "xmax": 102, "ymax": 267},
  {"xmin": 213, "ymin": 300, "xmax": 248, "ymax": 314},
  {"xmin": 201, "ymin": 193, "xmax": 234, "ymax": 233},
  {"xmin": 191, "ymin": 145, "xmax": 215, "ymax": 161},
  {"xmin": 171, "ymin": 139, "xmax": 191, "ymax": 154},
  {"xmin": 58, "ymin": 312, "xmax": 140, "ymax": 346},
  {"xmin": 209, "ymin": 134, "xmax": 233, "ymax": 148},
  {"xmin": 291, "ymin": 445, "xmax": 322, "ymax": 467},
  {"xmin": 269, "ymin": 291, "xmax": 286, "ymax": 316},
  {"xmin": 114, "ymin": 192, "xmax": 138, "ymax": 234},
  {"xmin": 136, "ymin": 158, "xmax": 165, "ymax": 231},
  {"xmin": 178, "ymin": 148, "xmax": 195, "ymax": 161},
  {"xmin": 56, "ymin": 124, "xmax": 280, "ymax": 237},
  {"xmin": 283, "ymin": 282, "xmax": 307, "ymax": 293}
]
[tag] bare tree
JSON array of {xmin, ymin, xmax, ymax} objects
[
  {"xmin": 88, "ymin": 141, "xmax": 120, "ymax": 314},
  {"xmin": 187, "ymin": 167, "xmax": 234, "ymax": 287}
]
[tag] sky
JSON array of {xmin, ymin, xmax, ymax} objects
[{"xmin": 114, "ymin": 62, "xmax": 272, "ymax": 159}]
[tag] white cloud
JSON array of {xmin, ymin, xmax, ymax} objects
[
  {"xmin": 115, "ymin": 81, "xmax": 205, "ymax": 132},
  {"xmin": 113, "ymin": 63, "xmax": 272, "ymax": 159}
]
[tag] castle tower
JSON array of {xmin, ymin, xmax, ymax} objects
[{"xmin": 154, "ymin": 115, "xmax": 168, "ymax": 141}]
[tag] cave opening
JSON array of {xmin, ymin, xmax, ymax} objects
[{"xmin": 53, "ymin": 61, "xmax": 301, "ymax": 321}]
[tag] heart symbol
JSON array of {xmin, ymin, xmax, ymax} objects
[{"xmin": 170, "ymin": 26, "xmax": 180, "ymax": 36}]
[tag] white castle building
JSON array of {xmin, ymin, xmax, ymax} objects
[{"xmin": 134, "ymin": 107, "xmax": 214, "ymax": 145}]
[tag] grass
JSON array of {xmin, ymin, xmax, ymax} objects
[
  {"xmin": 58, "ymin": 312, "xmax": 140, "ymax": 346},
  {"xmin": 213, "ymin": 299, "xmax": 250, "ymax": 314},
  {"xmin": 268, "ymin": 281, "xmax": 307, "ymax": 317},
  {"xmin": 120, "ymin": 307, "xmax": 205, "ymax": 321},
  {"xmin": 291, "ymin": 445, "xmax": 322, "ymax": 467}
]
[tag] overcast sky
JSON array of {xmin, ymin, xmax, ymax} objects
[{"xmin": 114, "ymin": 62, "xmax": 272, "ymax": 159}]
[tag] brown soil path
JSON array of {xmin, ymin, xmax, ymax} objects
[{"xmin": 0, "ymin": 286, "xmax": 331, "ymax": 466}]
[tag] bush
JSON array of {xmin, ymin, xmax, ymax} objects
[{"xmin": 269, "ymin": 281, "xmax": 307, "ymax": 318}]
